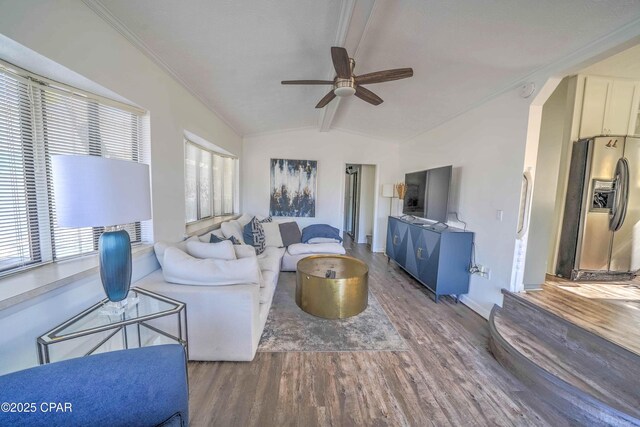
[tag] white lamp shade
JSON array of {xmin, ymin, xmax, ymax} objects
[
  {"xmin": 382, "ymin": 184, "xmax": 394, "ymax": 198},
  {"xmin": 51, "ymin": 155, "xmax": 152, "ymax": 227}
]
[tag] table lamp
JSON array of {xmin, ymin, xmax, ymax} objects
[{"xmin": 51, "ymin": 155, "xmax": 151, "ymax": 312}]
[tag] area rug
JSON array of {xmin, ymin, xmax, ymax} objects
[{"xmin": 258, "ymin": 272, "xmax": 407, "ymax": 352}]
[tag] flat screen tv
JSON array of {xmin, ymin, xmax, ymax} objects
[{"xmin": 402, "ymin": 165, "xmax": 452, "ymax": 222}]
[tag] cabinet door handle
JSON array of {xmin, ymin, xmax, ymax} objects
[
  {"xmin": 393, "ymin": 235, "xmax": 399, "ymax": 245},
  {"xmin": 417, "ymin": 247, "xmax": 423, "ymax": 259}
]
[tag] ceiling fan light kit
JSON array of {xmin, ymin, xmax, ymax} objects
[
  {"xmin": 334, "ymin": 78, "xmax": 356, "ymax": 97},
  {"xmin": 281, "ymin": 46, "xmax": 413, "ymax": 108}
]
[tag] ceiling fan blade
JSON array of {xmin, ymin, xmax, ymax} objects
[
  {"xmin": 331, "ymin": 46, "xmax": 351, "ymax": 79},
  {"xmin": 355, "ymin": 86, "xmax": 383, "ymax": 106},
  {"xmin": 281, "ymin": 80, "xmax": 334, "ymax": 85},
  {"xmin": 315, "ymin": 91, "xmax": 336, "ymax": 108},
  {"xmin": 356, "ymin": 68, "xmax": 413, "ymax": 85}
]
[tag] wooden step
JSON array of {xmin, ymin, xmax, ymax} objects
[
  {"xmin": 523, "ymin": 281, "xmax": 640, "ymax": 356},
  {"xmin": 489, "ymin": 292, "xmax": 640, "ymax": 426},
  {"xmin": 501, "ymin": 291, "xmax": 640, "ymax": 398}
]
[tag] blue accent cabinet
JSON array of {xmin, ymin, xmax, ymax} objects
[{"xmin": 386, "ymin": 216, "xmax": 473, "ymax": 302}]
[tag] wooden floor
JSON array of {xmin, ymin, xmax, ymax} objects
[
  {"xmin": 187, "ymin": 241, "xmax": 568, "ymax": 426},
  {"xmin": 524, "ymin": 276, "xmax": 640, "ymax": 356}
]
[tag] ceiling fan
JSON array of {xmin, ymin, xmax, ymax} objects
[{"xmin": 281, "ymin": 46, "xmax": 413, "ymax": 108}]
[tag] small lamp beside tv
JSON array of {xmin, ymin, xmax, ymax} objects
[
  {"xmin": 51, "ymin": 155, "xmax": 151, "ymax": 313},
  {"xmin": 382, "ymin": 184, "xmax": 395, "ymax": 216}
]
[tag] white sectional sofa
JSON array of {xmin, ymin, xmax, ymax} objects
[
  {"xmin": 282, "ymin": 242, "xmax": 350, "ymax": 271},
  {"xmin": 136, "ymin": 215, "xmax": 345, "ymax": 362}
]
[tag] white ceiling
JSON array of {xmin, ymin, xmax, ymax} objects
[{"xmin": 94, "ymin": 0, "xmax": 640, "ymax": 140}]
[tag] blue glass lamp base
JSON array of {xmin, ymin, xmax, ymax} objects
[{"xmin": 99, "ymin": 229, "xmax": 132, "ymax": 303}]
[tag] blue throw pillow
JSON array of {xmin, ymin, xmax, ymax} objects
[
  {"xmin": 301, "ymin": 224, "xmax": 342, "ymax": 243},
  {"xmin": 243, "ymin": 217, "xmax": 270, "ymax": 254},
  {"xmin": 210, "ymin": 234, "xmax": 240, "ymax": 245},
  {"xmin": 243, "ymin": 220, "xmax": 255, "ymax": 246}
]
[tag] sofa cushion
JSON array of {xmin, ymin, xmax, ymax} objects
[
  {"xmin": 221, "ymin": 220, "xmax": 245, "ymax": 243},
  {"xmin": 279, "ymin": 221, "xmax": 302, "ymax": 246},
  {"xmin": 259, "ymin": 270, "xmax": 278, "ymax": 304},
  {"xmin": 234, "ymin": 244, "xmax": 257, "ymax": 259},
  {"xmin": 301, "ymin": 224, "xmax": 342, "ymax": 243},
  {"xmin": 186, "ymin": 240, "xmax": 236, "ymax": 261},
  {"xmin": 162, "ymin": 247, "xmax": 261, "ymax": 286},
  {"xmin": 260, "ymin": 246, "xmax": 286, "ymax": 258},
  {"xmin": 287, "ymin": 242, "xmax": 346, "ymax": 256},
  {"xmin": 154, "ymin": 236, "xmax": 198, "ymax": 269},
  {"xmin": 307, "ymin": 237, "xmax": 341, "ymax": 244},
  {"xmin": 257, "ymin": 251, "xmax": 282, "ymax": 273},
  {"xmin": 262, "ymin": 222, "xmax": 284, "ymax": 247},
  {"xmin": 237, "ymin": 213, "xmax": 253, "ymax": 227}
]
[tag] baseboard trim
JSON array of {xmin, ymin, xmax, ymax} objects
[{"xmin": 459, "ymin": 295, "xmax": 491, "ymax": 319}]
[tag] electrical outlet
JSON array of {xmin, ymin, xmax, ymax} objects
[
  {"xmin": 478, "ymin": 265, "xmax": 491, "ymax": 280},
  {"xmin": 470, "ymin": 264, "xmax": 490, "ymax": 279}
]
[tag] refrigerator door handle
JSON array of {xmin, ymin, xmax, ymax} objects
[{"xmin": 610, "ymin": 157, "xmax": 629, "ymax": 232}]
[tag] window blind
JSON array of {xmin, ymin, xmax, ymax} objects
[
  {"xmin": 0, "ymin": 71, "xmax": 40, "ymax": 272},
  {"xmin": 184, "ymin": 140, "xmax": 236, "ymax": 222},
  {"xmin": 0, "ymin": 64, "xmax": 149, "ymax": 276}
]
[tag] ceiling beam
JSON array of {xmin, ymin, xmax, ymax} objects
[{"xmin": 318, "ymin": 0, "xmax": 377, "ymax": 132}]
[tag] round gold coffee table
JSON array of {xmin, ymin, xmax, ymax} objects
[{"xmin": 295, "ymin": 255, "xmax": 369, "ymax": 319}]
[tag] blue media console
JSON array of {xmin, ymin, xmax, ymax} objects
[{"xmin": 386, "ymin": 216, "xmax": 473, "ymax": 302}]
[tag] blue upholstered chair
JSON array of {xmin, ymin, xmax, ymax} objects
[{"xmin": 0, "ymin": 344, "xmax": 189, "ymax": 427}]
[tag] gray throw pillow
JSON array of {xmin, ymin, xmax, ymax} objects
[{"xmin": 279, "ymin": 221, "xmax": 301, "ymax": 247}]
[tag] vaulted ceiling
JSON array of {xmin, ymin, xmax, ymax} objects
[{"xmin": 92, "ymin": 0, "xmax": 640, "ymax": 140}]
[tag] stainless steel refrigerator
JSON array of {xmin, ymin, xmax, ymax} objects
[{"xmin": 557, "ymin": 135, "xmax": 640, "ymax": 280}]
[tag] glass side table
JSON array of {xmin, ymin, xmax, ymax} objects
[{"xmin": 37, "ymin": 287, "xmax": 187, "ymax": 364}]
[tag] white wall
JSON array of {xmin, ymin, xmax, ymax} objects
[
  {"xmin": 357, "ymin": 165, "xmax": 376, "ymax": 244},
  {"xmin": 523, "ymin": 78, "xmax": 572, "ymax": 286},
  {"xmin": 0, "ymin": 0, "xmax": 240, "ymax": 373},
  {"xmin": 400, "ymin": 89, "xmax": 532, "ymax": 318},
  {"xmin": 0, "ymin": 0, "xmax": 242, "ymax": 243},
  {"xmin": 242, "ymin": 129, "xmax": 399, "ymax": 252}
]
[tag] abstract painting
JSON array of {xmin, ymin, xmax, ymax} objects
[{"xmin": 270, "ymin": 159, "xmax": 317, "ymax": 217}]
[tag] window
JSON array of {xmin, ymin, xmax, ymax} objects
[
  {"xmin": 0, "ymin": 62, "xmax": 148, "ymax": 276},
  {"xmin": 184, "ymin": 141, "xmax": 236, "ymax": 222}
]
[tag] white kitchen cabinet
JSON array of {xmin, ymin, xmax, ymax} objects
[
  {"xmin": 631, "ymin": 91, "xmax": 640, "ymax": 136},
  {"xmin": 579, "ymin": 76, "xmax": 609, "ymax": 137},
  {"xmin": 579, "ymin": 76, "xmax": 640, "ymax": 137}
]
